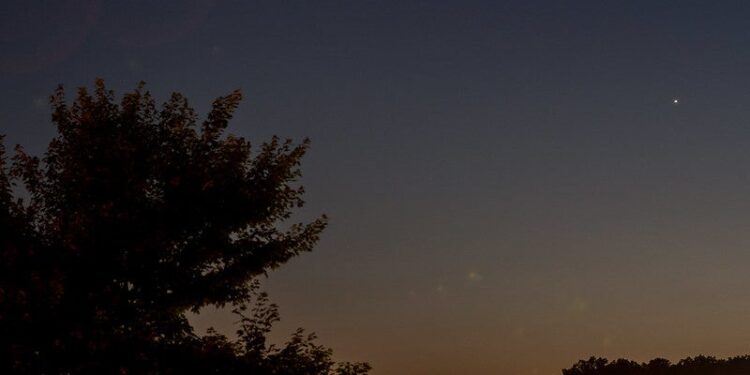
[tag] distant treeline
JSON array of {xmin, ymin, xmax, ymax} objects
[{"xmin": 563, "ymin": 355, "xmax": 750, "ymax": 375}]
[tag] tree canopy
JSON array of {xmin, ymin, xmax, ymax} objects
[
  {"xmin": 0, "ymin": 80, "xmax": 369, "ymax": 374},
  {"xmin": 563, "ymin": 355, "xmax": 750, "ymax": 375}
]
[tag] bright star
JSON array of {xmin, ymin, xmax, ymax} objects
[{"xmin": 672, "ymin": 98, "xmax": 679, "ymax": 105}]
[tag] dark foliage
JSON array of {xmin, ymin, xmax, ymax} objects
[
  {"xmin": 0, "ymin": 80, "xmax": 370, "ymax": 374},
  {"xmin": 563, "ymin": 355, "xmax": 750, "ymax": 375}
]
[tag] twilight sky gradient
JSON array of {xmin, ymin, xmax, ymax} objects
[{"xmin": 5, "ymin": 1, "xmax": 750, "ymax": 374}]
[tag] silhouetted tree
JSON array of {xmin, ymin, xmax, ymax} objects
[
  {"xmin": 564, "ymin": 357, "xmax": 612, "ymax": 375},
  {"xmin": 645, "ymin": 358, "xmax": 671, "ymax": 375},
  {"xmin": 563, "ymin": 355, "xmax": 750, "ymax": 375},
  {"xmin": 0, "ymin": 80, "xmax": 370, "ymax": 374}
]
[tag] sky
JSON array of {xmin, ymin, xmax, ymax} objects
[{"xmin": 5, "ymin": 1, "xmax": 750, "ymax": 374}]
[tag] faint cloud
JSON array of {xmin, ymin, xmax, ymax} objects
[
  {"xmin": 109, "ymin": 0, "xmax": 217, "ymax": 48},
  {"xmin": 127, "ymin": 58, "xmax": 142, "ymax": 72},
  {"xmin": 569, "ymin": 297, "xmax": 588, "ymax": 313},
  {"xmin": 602, "ymin": 336, "xmax": 614, "ymax": 346},
  {"xmin": 466, "ymin": 271, "xmax": 482, "ymax": 282},
  {"xmin": 32, "ymin": 96, "xmax": 47, "ymax": 110},
  {"xmin": 0, "ymin": 1, "xmax": 100, "ymax": 73},
  {"xmin": 435, "ymin": 285, "xmax": 446, "ymax": 295}
]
